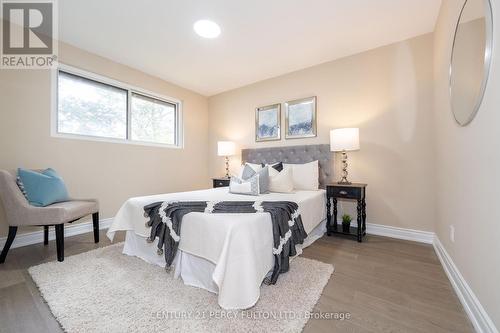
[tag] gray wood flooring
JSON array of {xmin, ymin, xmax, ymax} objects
[{"xmin": 0, "ymin": 230, "xmax": 473, "ymax": 333}]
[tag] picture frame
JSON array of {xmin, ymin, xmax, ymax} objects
[
  {"xmin": 255, "ymin": 103, "xmax": 281, "ymax": 142},
  {"xmin": 285, "ymin": 96, "xmax": 317, "ymax": 139}
]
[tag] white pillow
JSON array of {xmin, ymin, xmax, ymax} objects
[
  {"xmin": 268, "ymin": 167, "xmax": 294, "ymax": 193},
  {"xmin": 283, "ymin": 160, "xmax": 319, "ymax": 190},
  {"xmin": 229, "ymin": 175, "xmax": 260, "ymax": 196},
  {"xmin": 237, "ymin": 162, "xmax": 262, "ymax": 178},
  {"xmin": 268, "ymin": 166, "xmax": 280, "ymax": 177}
]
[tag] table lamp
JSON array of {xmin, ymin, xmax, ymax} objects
[
  {"xmin": 330, "ymin": 128, "xmax": 360, "ymax": 184},
  {"xmin": 217, "ymin": 141, "xmax": 236, "ymax": 178}
]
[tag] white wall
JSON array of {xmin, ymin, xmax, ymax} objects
[{"xmin": 433, "ymin": 0, "xmax": 500, "ymax": 328}]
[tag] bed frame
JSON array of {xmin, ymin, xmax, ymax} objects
[{"xmin": 241, "ymin": 144, "xmax": 334, "ymax": 189}]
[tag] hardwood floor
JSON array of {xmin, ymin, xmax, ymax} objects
[
  {"xmin": 0, "ymin": 231, "xmax": 473, "ymax": 333},
  {"xmin": 302, "ymin": 236, "xmax": 473, "ymax": 333}
]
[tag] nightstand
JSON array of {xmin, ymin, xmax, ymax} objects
[
  {"xmin": 212, "ymin": 178, "xmax": 230, "ymax": 188},
  {"xmin": 326, "ymin": 183, "xmax": 367, "ymax": 242}
]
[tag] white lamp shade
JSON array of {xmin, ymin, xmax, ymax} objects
[
  {"xmin": 217, "ymin": 141, "xmax": 236, "ymax": 156},
  {"xmin": 330, "ymin": 128, "xmax": 360, "ymax": 152}
]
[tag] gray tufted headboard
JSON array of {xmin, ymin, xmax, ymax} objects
[{"xmin": 241, "ymin": 144, "xmax": 334, "ymax": 189}]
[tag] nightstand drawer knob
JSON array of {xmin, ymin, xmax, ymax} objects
[{"xmin": 339, "ymin": 190, "xmax": 348, "ymax": 195}]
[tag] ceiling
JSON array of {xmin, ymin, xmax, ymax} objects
[{"xmin": 59, "ymin": 0, "xmax": 442, "ymax": 96}]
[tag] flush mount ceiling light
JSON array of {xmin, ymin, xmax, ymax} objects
[{"xmin": 193, "ymin": 20, "xmax": 221, "ymax": 38}]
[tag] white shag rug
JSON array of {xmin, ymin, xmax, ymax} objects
[{"xmin": 29, "ymin": 243, "xmax": 333, "ymax": 333}]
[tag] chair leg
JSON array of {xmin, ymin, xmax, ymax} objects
[
  {"xmin": 55, "ymin": 224, "xmax": 64, "ymax": 262},
  {"xmin": 92, "ymin": 212, "xmax": 99, "ymax": 243},
  {"xmin": 44, "ymin": 226, "xmax": 49, "ymax": 245},
  {"xmin": 0, "ymin": 226, "xmax": 18, "ymax": 264}
]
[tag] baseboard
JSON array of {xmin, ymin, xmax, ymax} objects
[
  {"xmin": 433, "ymin": 236, "xmax": 498, "ymax": 333},
  {"xmin": 0, "ymin": 218, "xmax": 113, "ymax": 250},
  {"xmin": 366, "ymin": 222, "xmax": 434, "ymax": 244},
  {"xmin": 3, "ymin": 218, "xmax": 436, "ymax": 248}
]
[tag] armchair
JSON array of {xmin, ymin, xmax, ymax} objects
[{"xmin": 0, "ymin": 170, "xmax": 99, "ymax": 263}]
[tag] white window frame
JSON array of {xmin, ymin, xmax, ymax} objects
[{"xmin": 51, "ymin": 64, "xmax": 184, "ymax": 149}]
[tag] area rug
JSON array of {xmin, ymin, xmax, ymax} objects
[{"xmin": 28, "ymin": 243, "xmax": 334, "ymax": 333}]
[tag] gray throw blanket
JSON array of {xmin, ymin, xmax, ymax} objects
[{"xmin": 143, "ymin": 201, "xmax": 308, "ymax": 284}]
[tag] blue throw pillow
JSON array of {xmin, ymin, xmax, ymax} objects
[{"xmin": 17, "ymin": 168, "xmax": 70, "ymax": 207}]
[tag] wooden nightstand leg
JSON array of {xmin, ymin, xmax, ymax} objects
[
  {"xmin": 362, "ymin": 198, "xmax": 367, "ymax": 234},
  {"xmin": 332, "ymin": 198, "xmax": 338, "ymax": 230},
  {"xmin": 326, "ymin": 197, "xmax": 332, "ymax": 236},
  {"xmin": 357, "ymin": 199, "xmax": 362, "ymax": 242}
]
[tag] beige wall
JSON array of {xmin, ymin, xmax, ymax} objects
[
  {"xmin": 0, "ymin": 42, "xmax": 210, "ymax": 237},
  {"xmin": 208, "ymin": 34, "xmax": 436, "ymax": 232},
  {"xmin": 433, "ymin": 0, "xmax": 500, "ymax": 327}
]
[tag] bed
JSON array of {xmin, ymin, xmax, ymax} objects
[{"xmin": 107, "ymin": 144, "xmax": 333, "ymax": 309}]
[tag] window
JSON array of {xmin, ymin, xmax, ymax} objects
[
  {"xmin": 58, "ymin": 72, "xmax": 128, "ymax": 139},
  {"xmin": 131, "ymin": 93, "xmax": 177, "ymax": 145},
  {"xmin": 55, "ymin": 67, "xmax": 182, "ymax": 147}
]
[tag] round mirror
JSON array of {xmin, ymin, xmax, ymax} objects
[{"xmin": 450, "ymin": 0, "xmax": 493, "ymax": 126}]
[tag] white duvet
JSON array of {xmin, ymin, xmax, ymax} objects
[{"xmin": 107, "ymin": 187, "xmax": 326, "ymax": 309}]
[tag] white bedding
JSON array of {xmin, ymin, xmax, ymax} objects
[{"xmin": 107, "ymin": 187, "xmax": 326, "ymax": 309}]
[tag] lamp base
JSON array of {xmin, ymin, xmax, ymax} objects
[
  {"xmin": 224, "ymin": 156, "xmax": 230, "ymax": 178},
  {"xmin": 338, "ymin": 150, "xmax": 352, "ymax": 184}
]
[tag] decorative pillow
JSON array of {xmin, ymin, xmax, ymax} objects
[
  {"xmin": 17, "ymin": 168, "xmax": 70, "ymax": 207},
  {"xmin": 283, "ymin": 160, "xmax": 319, "ymax": 190},
  {"xmin": 237, "ymin": 162, "xmax": 262, "ymax": 178},
  {"xmin": 268, "ymin": 166, "xmax": 279, "ymax": 178},
  {"xmin": 246, "ymin": 162, "xmax": 262, "ymax": 171},
  {"xmin": 241, "ymin": 164, "xmax": 256, "ymax": 179},
  {"xmin": 229, "ymin": 174, "xmax": 260, "ymax": 196},
  {"xmin": 241, "ymin": 165, "xmax": 270, "ymax": 194},
  {"xmin": 262, "ymin": 162, "xmax": 283, "ymax": 172},
  {"xmin": 268, "ymin": 167, "xmax": 294, "ymax": 193},
  {"xmin": 16, "ymin": 176, "xmax": 28, "ymax": 199}
]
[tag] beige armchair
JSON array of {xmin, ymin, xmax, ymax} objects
[{"xmin": 0, "ymin": 170, "xmax": 99, "ymax": 263}]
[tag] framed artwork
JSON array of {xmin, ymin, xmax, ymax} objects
[
  {"xmin": 255, "ymin": 103, "xmax": 281, "ymax": 142},
  {"xmin": 285, "ymin": 96, "xmax": 317, "ymax": 139}
]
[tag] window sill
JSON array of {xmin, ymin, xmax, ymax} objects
[{"xmin": 51, "ymin": 132, "xmax": 183, "ymax": 149}]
